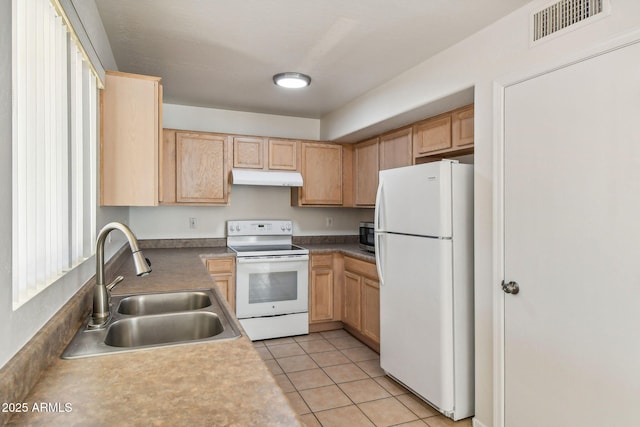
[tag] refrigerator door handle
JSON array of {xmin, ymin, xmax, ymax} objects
[
  {"xmin": 375, "ymin": 232, "xmax": 384, "ymax": 286},
  {"xmin": 375, "ymin": 181, "xmax": 384, "ymax": 231}
]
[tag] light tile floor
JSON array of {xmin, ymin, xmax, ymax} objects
[{"xmin": 253, "ymin": 329, "xmax": 473, "ymax": 427}]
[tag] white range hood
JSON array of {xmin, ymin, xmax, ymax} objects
[{"xmin": 231, "ymin": 169, "xmax": 303, "ymax": 187}]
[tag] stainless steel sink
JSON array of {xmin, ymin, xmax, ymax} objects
[
  {"xmin": 116, "ymin": 291, "xmax": 212, "ymax": 315},
  {"xmin": 105, "ymin": 312, "xmax": 224, "ymax": 347},
  {"xmin": 62, "ymin": 289, "xmax": 241, "ymax": 359}
]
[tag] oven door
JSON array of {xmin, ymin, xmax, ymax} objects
[{"xmin": 235, "ymin": 255, "xmax": 309, "ymax": 318}]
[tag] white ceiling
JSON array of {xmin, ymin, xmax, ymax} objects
[{"xmin": 95, "ymin": 0, "xmax": 531, "ymax": 119}]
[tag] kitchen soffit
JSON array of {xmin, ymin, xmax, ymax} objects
[{"xmin": 95, "ymin": 0, "xmax": 530, "ymax": 119}]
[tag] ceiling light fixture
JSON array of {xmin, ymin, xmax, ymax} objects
[{"xmin": 273, "ymin": 72, "xmax": 311, "ymax": 89}]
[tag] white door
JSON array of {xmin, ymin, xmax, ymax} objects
[
  {"xmin": 378, "ymin": 232, "xmax": 454, "ymax": 412},
  {"xmin": 502, "ymin": 41, "xmax": 640, "ymax": 426},
  {"xmin": 376, "ymin": 161, "xmax": 452, "ymax": 237}
]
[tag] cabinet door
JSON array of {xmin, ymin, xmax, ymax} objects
[
  {"xmin": 343, "ymin": 271, "xmax": 362, "ymax": 330},
  {"xmin": 452, "ymin": 104, "xmax": 474, "ymax": 148},
  {"xmin": 380, "ymin": 127, "xmax": 412, "ymax": 171},
  {"xmin": 310, "ymin": 268, "xmax": 334, "ymax": 322},
  {"xmin": 176, "ymin": 133, "xmax": 229, "ymax": 204},
  {"xmin": 268, "ymin": 139, "xmax": 298, "ymax": 171},
  {"xmin": 101, "ymin": 71, "xmax": 161, "ymax": 206},
  {"xmin": 362, "ymin": 278, "xmax": 380, "ymax": 344},
  {"xmin": 233, "ymin": 136, "xmax": 264, "ymax": 169},
  {"xmin": 206, "ymin": 258, "xmax": 236, "ymax": 312},
  {"xmin": 413, "ymin": 114, "xmax": 452, "ymax": 156},
  {"xmin": 354, "ymin": 138, "xmax": 379, "ymax": 207},
  {"xmin": 160, "ymin": 129, "xmax": 177, "ymax": 204},
  {"xmin": 299, "ymin": 142, "xmax": 343, "ymax": 205},
  {"xmin": 212, "ymin": 274, "xmax": 235, "ymax": 313}
]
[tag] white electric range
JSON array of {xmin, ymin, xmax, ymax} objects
[{"xmin": 227, "ymin": 220, "xmax": 309, "ymax": 341}]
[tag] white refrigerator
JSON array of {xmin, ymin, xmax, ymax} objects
[{"xmin": 374, "ymin": 160, "xmax": 474, "ymax": 421}]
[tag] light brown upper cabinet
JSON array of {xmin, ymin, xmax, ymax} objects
[
  {"xmin": 101, "ymin": 71, "xmax": 162, "ymax": 206},
  {"xmin": 452, "ymin": 104, "xmax": 475, "ymax": 149},
  {"xmin": 233, "ymin": 136, "xmax": 264, "ymax": 169},
  {"xmin": 379, "ymin": 126, "xmax": 413, "ymax": 170},
  {"xmin": 161, "ymin": 129, "xmax": 231, "ymax": 205},
  {"xmin": 412, "ymin": 104, "xmax": 474, "ymax": 161},
  {"xmin": 354, "ymin": 138, "xmax": 379, "ymax": 207},
  {"xmin": 233, "ymin": 136, "xmax": 299, "ymax": 171},
  {"xmin": 292, "ymin": 142, "xmax": 343, "ymax": 206},
  {"xmin": 413, "ymin": 112, "xmax": 452, "ymax": 157},
  {"xmin": 268, "ymin": 138, "xmax": 298, "ymax": 171}
]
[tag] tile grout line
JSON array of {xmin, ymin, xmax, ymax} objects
[
  {"xmin": 264, "ymin": 335, "xmax": 371, "ymax": 424},
  {"xmin": 289, "ymin": 340, "xmax": 376, "ymax": 426},
  {"xmin": 258, "ymin": 340, "xmax": 466, "ymax": 426},
  {"xmin": 259, "ymin": 332, "xmax": 439, "ymax": 426}
]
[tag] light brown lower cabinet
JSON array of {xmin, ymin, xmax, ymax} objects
[
  {"xmin": 361, "ymin": 278, "xmax": 380, "ymax": 343},
  {"xmin": 343, "ymin": 271, "xmax": 363, "ymax": 330},
  {"xmin": 205, "ymin": 257, "xmax": 236, "ymax": 313},
  {"xmin": 309, "ymin": 254, "xmax": 335, "ymax": 322},
  {"xmin": 308, "ymin": 253, "xmax": 380, "ymax": 348},
  {"xmin": 342, "ymin": 256, "xmax": 380, "ymax": 349}
]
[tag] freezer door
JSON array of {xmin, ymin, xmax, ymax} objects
[
  {"xmin": 375, "ymin": 161, "xmax": 452, "ymax": 238},
  {"xmin": 378, "ymin": 232, "xmax": 454, "ymax": 413}
]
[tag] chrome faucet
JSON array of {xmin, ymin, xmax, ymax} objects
[{"xmin": 89, "ymin": 222, "xmax": 151, "ymax": 328}]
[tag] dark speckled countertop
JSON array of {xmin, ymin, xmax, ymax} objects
[{"xmin": 303, "ymin": 243, "xmax": 376, "ymax": 263}]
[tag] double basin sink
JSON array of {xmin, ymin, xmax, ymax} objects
[{"xmin": 63, "ymin": 289, "xmax": 241, "ymax": 359}]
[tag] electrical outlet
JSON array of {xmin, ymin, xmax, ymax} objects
[
  {"xmin": 325, "ymin": 217, "xmax": 333, "ymax": 227},
  {"xmin": 189, "ymin": 217, "xmax": 197, "ymax": 229}
]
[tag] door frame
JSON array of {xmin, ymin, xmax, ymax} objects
[{"xmin": 492, "ymin": 28, "xmax": 640, "ymax": 427}]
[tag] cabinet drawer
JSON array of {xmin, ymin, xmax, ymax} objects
[
  {"xmin": 311, "ymin": 254, "xmax": 333, "ymax": 269},
  {"xmin": 206, "ymin": 257, "xmax": 235, "ymax": 274},
  {"xmin": 344, "ymin": 257, "xmax": 377, "ymax": 279}
]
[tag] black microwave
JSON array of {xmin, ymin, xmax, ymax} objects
[{"xmin": 359, "ymin": 222, "xmax": 375, "ymax": 253}]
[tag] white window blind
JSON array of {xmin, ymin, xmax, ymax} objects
[{"xmin": 12, "ymin": 0, "xmax": 97, "ymax": 309}]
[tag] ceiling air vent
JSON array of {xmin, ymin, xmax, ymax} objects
[{"xmin": 532, "ymin": 0, "xmax": 606, "ymax": 42}]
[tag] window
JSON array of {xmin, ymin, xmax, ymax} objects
[{"xmin": 12, "ymin": 0, "xmax": 98, "ymax": 308}]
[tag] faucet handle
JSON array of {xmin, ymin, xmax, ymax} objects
[{"xmin": 106, "ymin": 275, "xmax": 125, "ymax": 291}]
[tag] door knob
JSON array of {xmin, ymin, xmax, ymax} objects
[{"xmin": 502, "ymin": 280, "xmax": 520, "ymax": 295}]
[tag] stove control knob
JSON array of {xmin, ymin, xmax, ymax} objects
[
  {"xmin": 285, "ymin": 223, "xmax": 291, "ymax": 231},
  {"xmin": 234, "ymin": 225, "xmax": 240, "ymax": 232},
  {"xmin": 280, "ymin": 225, "xmax": 286, "ymax": 231}
]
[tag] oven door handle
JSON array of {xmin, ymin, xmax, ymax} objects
[{"xmin": 236, "ymin": 255, "xmax": 309, "ymax": 264}]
